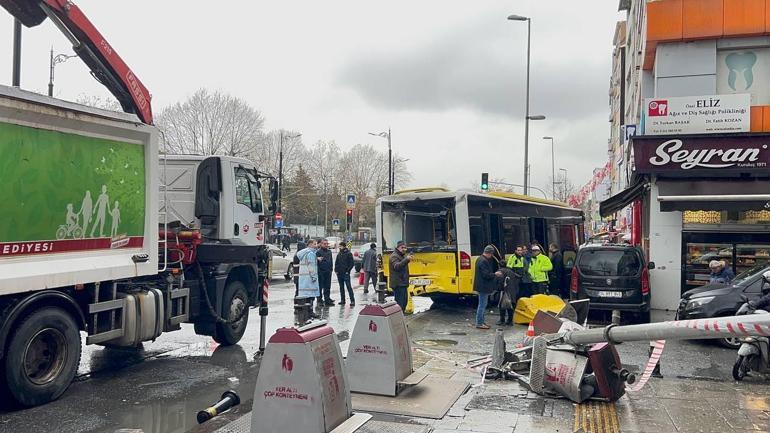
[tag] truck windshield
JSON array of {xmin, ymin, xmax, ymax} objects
[
  {"xmin": 382, "ymin": 198, "xmax": 456, "ymax": 252},
  {"xmin": 234, "ymin": 168, "xmax": 263, "ymax": 213}
]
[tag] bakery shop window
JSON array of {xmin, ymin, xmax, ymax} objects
[
  {"xmin": 735, "ymin": 244, "xmax": 770, "ymax": 275},
  {"xmin": 683, "ymin": 210, "xmax": 770, "ymax": 225}
]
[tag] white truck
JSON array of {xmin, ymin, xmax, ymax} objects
[{"xmin": 0, "ymin": 0, "xmax": 277, "ymax": 407}]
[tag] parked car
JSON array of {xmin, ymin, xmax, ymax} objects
[
  {"xmin": 570, "ymin": 244, "xmax": 653, "ymax": 322},
  {"xmin": 677, "ymin": 264, "xmax": 770, "ymax": 348},
  {"xmin": 353, "ymin": 243, "xmax": 376, "ymax": 272},
  {"xmin": 266, "ymin": 244, "xmax": 293, "ymax": 281},
  {"xmin": 326, "ymin": 236, "xmax": 342, "ymax": 249}
]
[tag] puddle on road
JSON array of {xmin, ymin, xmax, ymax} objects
[
  {"xmin": 413, "ymin": 339, "xmax": 458, "ymax": 347},
  {"xmin": 428, "ymin": 330, "xmax": 467, "ymax": 336}
]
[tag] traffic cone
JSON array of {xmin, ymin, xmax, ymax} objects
[{"xmin": 520, "ymin": 321, "xmax": 535, "ymax": 347}]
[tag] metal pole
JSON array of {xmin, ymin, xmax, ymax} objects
[
  {"xmin": 556, "ymin": 314, "xmax": 770, "ymax": 346},
  {"xmin": 550, "ymin": 138, "xmax": 555, "ymax": 200},
  {"xmin": 12, "ymin": 19, "xmax": 22, "ymax": 87},
  {"xmin": 48, "ymin": 48, "xmax": 54, "ymax": 97},
  {"xmin": 388, "ymin": 128, "xmax": 392, "ymax": 195},
  {"xmin": 522, "ymin": 18, "xmax": 531, "ymax": 195},
  {"xmin": 278, "ymin": 132, "xmax": 283, "ymax": 212}
]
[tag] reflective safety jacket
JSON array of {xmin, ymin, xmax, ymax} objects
[{"xmin": 528, "ymin": 254, "xmax": 553, "ymax": 283}]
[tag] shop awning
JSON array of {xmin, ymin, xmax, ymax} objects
[
  {"xmin": 657, "ymin": 179, "xmax": 770, "ymax": 212},
  {"xmin": 599, "ymin": 179, "xmax": 647, "ymax": 217}
]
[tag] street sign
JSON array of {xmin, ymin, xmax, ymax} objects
[
  {"xmin": 274, "ymin": 219, "xmax": 284, "ymax": 229},
  {"xmin": 332, "ymin": 219, "xmax": 340, "ymax": 230},
  {"xmin": 346, "ymin": 193, "xmax": 356, "ymax": 210}
]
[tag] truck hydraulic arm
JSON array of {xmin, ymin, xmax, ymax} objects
[{"xmin": 1, "ymin": 0, "xmax": 153, "ymax": 124}]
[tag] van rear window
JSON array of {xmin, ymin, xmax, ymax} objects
[{"xmin": 578, "ymin": 250, "xmax": 641, "ymax": 277}]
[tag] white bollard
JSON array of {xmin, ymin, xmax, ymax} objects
[
  {"xmin": 346, "ymin": 301, "xmax": 413, "ymax": 396},
  {"xmin": 251, "ymin": 321, "xmax": 351, "ymax": 433}
]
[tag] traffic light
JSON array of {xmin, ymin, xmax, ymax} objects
[
  {"xmin": 346, "ymin": 209, "xmax": 353, "ymax": 225},
  {"xmin": 481, "ymin": 172, "xmax": 489, "ymax": 191}
]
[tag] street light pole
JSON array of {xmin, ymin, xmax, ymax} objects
[
  {"xmin": 543, "ymin": 136, "xmax": 555, "ymax": 199},
  {"xmin": 48, "ymin": 49, "xmax": 77, "ymax": 97},
  {"xmin": 369, "ymin": 129, "xmax": 393, "ymax": 195},
  {"xmin": 388, "ymin": 128, "xmax": 392, "ymax": 195},
  {"xmin": 12, "ymin": 19, "xmax": 21, "ymax": 87},
  {"xmin": 278, "ymin": 131, "xmax": 300, "ymax": 231},
  {"xmin": 559, "ymin": 168, "xmax": 568, "ymax": 201},
  {"xmin": 508, "ymin": 14, "xmax": 546, "ymax": 196}
]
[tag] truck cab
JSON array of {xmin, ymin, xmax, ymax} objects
[{"xmin": 162, "ymin": 154, "xmax": 276, "ymax": 246}]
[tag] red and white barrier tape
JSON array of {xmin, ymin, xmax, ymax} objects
[
  {"xmin": 672, "ymin": 317, "xmax": 770, "ymax": 336},
  {"xmin": 626, "ymin": 340, "xmax": 665, "ymax": 392}
]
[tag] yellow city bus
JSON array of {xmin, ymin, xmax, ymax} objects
[{"xmin": 376, "ymin": 188, "xmax": 584, "ymax": 298}]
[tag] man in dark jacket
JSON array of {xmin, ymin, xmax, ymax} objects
[
  {"xmin": 335, "ymin": 243, "xmax": 356, "ymax": 305},
  {"xmin": 548, "ymin": 243, "xmax": 565, "ymax": 298},
  {"xmin": 474, "ymin": 245, "xmax": 502, "ymax": 329},
  {"xmin": 389, "ymin": 241, "xmax": 413, "ymax": 311},
  {"xmin": 362, "ymin": 243, "xmax": 378, "ymax": 294},
  {"xmin": 317, "ymin": 238, "xmax": 334, "ymax": 306}
]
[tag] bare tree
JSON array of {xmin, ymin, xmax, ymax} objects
[
  {"xmin": 75, "ymin": 93, "xmax": 122, "ymax": 112},
  {"xmin": 546, "ymin": 174, "xmax": 577, "ymax": 202},
  {"xmin": 155, "ymin": 88, "xmax": 265, "ymax": 156},
  {"xmin": 249, "ymin": 129, "xmax": 305, "ymax": 177}
]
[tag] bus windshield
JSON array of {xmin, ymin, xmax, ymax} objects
[{"xmin": 381, "ymin": 198, "xmax": 456, "ymax": 252}]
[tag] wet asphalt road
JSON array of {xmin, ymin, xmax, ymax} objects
[{"xmin": 0, "ymin": 269, "xmax": 760, "ymax": 433}]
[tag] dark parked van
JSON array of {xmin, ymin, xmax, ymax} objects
[{"xmin": 570, "ymin": 244, "xmax": 653, "ymax": 322}]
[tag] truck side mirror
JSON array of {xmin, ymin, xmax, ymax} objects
[{"xmin": 648, "ymin": 262, "xmax": 656, "ymax": 270}]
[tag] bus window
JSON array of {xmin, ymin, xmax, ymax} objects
[
  {"xmin": 469, "ymin": 215, "xmax": 484, "ymax": 255},
  {"xmin": 381, "ymin": 198, "xmax": 456, "ymax": 252},
  {"xmin": 502, "ymin": 217, "xmax": 529, "ymax": 255}
]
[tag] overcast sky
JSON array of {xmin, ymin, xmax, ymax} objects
[{"xmin": 0, "ymin": 1, "xmax": 623, "ymax": 196}]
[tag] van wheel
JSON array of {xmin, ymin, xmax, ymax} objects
[
  {"xmin": 214, "ymin": 281, "xmax": 250, "ymax": 346},
  {"xmin": 285, "ymin": 265, "xmax": 294, "ymax": 282},
  {"xmin": 4, "ymin": 307, "xmax": 81, "ymax": 407}
]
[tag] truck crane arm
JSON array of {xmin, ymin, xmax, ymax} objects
[{"xmin": 1, "ymin": 0, "xmax": 153, "ymax": 124}]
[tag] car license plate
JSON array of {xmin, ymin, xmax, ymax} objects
[
  {"xmin": 597, "ymin": 290, "xmax": 623, "ymax": 298},
  {"xmin": 410, "ymin": 278, "xmax": 431, "ymax": 286}
]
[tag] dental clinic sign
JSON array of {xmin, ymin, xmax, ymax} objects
[
  {"xmin": 633, "ymin": 134, "xmax": 770, "ymax": 174},
  {"xmin": 643, "ymin": 94, "xmax": 750, "ymax": 135}
]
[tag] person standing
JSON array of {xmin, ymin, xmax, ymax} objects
[
  {"xmin": 529, "ymin": 245, "xmax": 553, "ymax": 295},
  {"xmin": 508, "ymin": 245, "xmax": 532, "ymax": 298},
  {"xmin": 296, "ymin": 240, "xmax": 319, "ymax": 309},
  {"xmin": 282, "ymin": 235, "xmax": 291, "ymax": 252},
  {"xmin": 496, "ymin": 261, "xmax": 519, "ymax": 326},
  {"xmin": 548, "ymin": 243, "xmax": 565, "ymax": 298},
  {"xmin": 389, "ymin": 241, "xmax": 413, "ymax": 312},
  {"xmin": 335, "ymin": 243, "xmax": 356, "ymax": 305},
  {"xmin": 709, "ymin": 260, "xmax": 735, "ymax": 284},
  {"xmin": 474, "ymin": 245, "xmax": 502, "ymax": 329},
  {"xmin": 362, "ymin": 243, "xmax": 378, "ymax": 294},
  {"xmin": 317, "ymin": 238, "xmax": 334, "ymax": 306}
]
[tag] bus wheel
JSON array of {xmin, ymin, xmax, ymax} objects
[
  {"xmin": 214, "ymin": 281, "xmax": 250, "ymax": 346},
  {"xmin": 4, "ymin": 307, "xmax": 81, "ymax": 407}
]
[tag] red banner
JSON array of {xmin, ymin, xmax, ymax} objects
[{"xmin": 0, "ymin": 236, "xmax": 144, "ymax": 258}]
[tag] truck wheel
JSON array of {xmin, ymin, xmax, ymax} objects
[
  {"xmin": 214, "ymin": 281, "xmax": 249, "ymax": 346},
  {"xmin": 4, "ymin": 307, "xmax": 81, "ymax": 407}
]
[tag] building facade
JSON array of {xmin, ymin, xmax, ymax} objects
[{"xmin": 603, "ymin": 0, "xmax": 770, "ymax": 310}]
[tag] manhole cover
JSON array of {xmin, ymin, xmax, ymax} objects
[
  {"xmin": 466, "ymin": 394, "xmax": 546, "ymax": 416},
  {"xmin": 413, "ymin": 339, "xmax": 458, "ymax": 347},
  {"xmin": 357, "ymin": 421, "xmax": 431, "ymax": 433}
]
